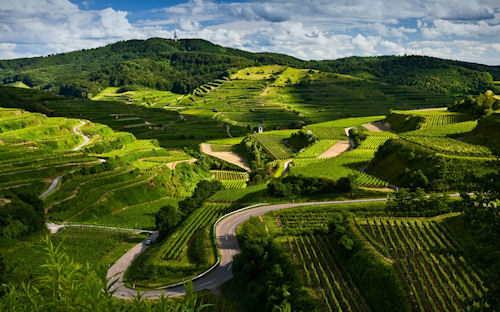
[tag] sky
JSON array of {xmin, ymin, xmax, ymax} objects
[{"xmin": 1, "ymin": 0, "xmax": 500, "ymax": 65}]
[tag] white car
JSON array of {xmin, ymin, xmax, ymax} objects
[{"xmin": 145, "ymin": 239, "xmax": 152, "ymax": 245}]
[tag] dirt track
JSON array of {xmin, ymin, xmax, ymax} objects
[
  {"xmin": 318, "ymin": 141, "xmax": 350, "ymax": 158},
  {"xmin": 200, "ymin": 143, "xmax": 250, "ymax": 171},
  {"xmin": 362, "ymin": 121, "xmax": 392, "ymax": 132}
]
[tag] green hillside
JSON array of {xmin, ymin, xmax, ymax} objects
[{"xmin": 1, "ymin": 38, "xmax": 498, "ymax": 99}]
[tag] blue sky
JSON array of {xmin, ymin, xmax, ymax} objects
[{"xmin": 1, "ymin": 0, "xmax": 500, "ymax": 64}]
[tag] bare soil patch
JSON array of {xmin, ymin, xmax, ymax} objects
[
  {"xmin": 362, "ymin": 121, "xmax": 392, "ymax": 132},
  {"xmin": 318, "ymin": 141, "xmax": 350, "ymax": 158},
  {"xmin": 201, "ymin": 143, "xmax": 250, "ymax": 171}
]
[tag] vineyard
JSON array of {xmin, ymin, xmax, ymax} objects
[
  {"xmin": 402, "ymin": 121, "xmax": 477, "ymax": 137},
  {"xmin": 291, "ymin": 149, "xmax": 389, "ymax": 188},
  {"xmin": 357, "ymin": 136, "xmax": 391, "ymax": 150},
  {"xmin": 208, "ymin": 144, "xmax": 235, "ymax": 152},
  {"xmin": 211, "ymin": 170, "xmax": 249, "ymax": 189},
  {"xmin": 162, "ymin": 203, "xmax": 230, "ymax": 261},
  {"xmin": 286, "ymin": 235, "xmax": 369, "ymax": 312},
  {"xmin": 401, "ymin": 136, "xmax": 493, "ymax": 156},
  {"xmin": 355, "ymin": 218, "xmax": 488, "ymax": 311},
  {"xmin": 126, "ymin": 203, "xmax": 233, "ymax": 287},
  {"xmin": 420, "ymin": 113, "xmax": 472, "ymax": 129},
  {"xmin": 251, "ymin": 133, "xmax": 295, "ymax": 159}
]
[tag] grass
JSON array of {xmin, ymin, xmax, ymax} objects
[
  {"xmin": 296, "ymin": 139, "xmax": 337, "ymax": 158},
  {"xmin": 1, "ymin": 227, "xmax": 146, "ymax": 282}
]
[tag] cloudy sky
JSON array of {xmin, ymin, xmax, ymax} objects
[{"xmin": 1, "ymin": 0, "xmax": 500, "ymax": 64}]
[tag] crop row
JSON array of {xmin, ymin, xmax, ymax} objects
[
  {"xmin": 421, "ymin": 114, "xmax": 471, "ymax": 129},
  {"xmin": 209, "ymin": 144, "xmax": 235, "ymax": 152},
  {"xmin": 220, "ymin": 180, "xmax": 247, "ymax": 189},
  {"xmin": 289, "ymin": 234, "xmax": 368, "ymax": 311},
  {"xmin": 211, "ymin": 170, "xmax": 248, "ymax": 180},
  {"xmin": 291, "ymin": 156, "xmax": 388, "ymax": 188},
  {"xmin": 251, "ymin": 134, "xmax": 294, "ymax": 159},
  {"xmin": 402, "ymin": 136, "xmax": 492, "ymax": 156},
  {"xmin": 357, "ymin": 136, "xmax": 390, "ymax": 150},
  {"xmin": 402, "ymin": 121, "xmax": 477, "ymax": 137},
  {"xmin": 163, "ymin": 203, "xmax": 230, "ymax": 261},
  {"xmin": 357, "ymin": 219, "xmax": 487, "ymax": 311}
]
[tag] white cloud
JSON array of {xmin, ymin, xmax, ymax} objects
[
  {"xmin": 0, "ymin": 0, "xmax": 499, "ymax": 65},
  {"xmin": 421, "ymin": 19, "xmax": 500, "ymax": 38}
]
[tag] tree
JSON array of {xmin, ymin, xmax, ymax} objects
[{"xmin": 155, "ymin": 205, "xmax": 181, "ymax": 239}]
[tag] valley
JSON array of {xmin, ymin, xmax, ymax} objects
[{"xmin": 0, "ymin": 38, "xmax": 498, "ymax": 312}]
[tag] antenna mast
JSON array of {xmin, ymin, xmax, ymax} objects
[{"xmin": 173, "ymin": 13, "xmax": 178, "ymax": 42}]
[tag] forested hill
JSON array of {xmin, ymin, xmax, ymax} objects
[
  {"xmin": 310, "ymin": 56, "xmax": 500, "ymax": 95},
  {"xmin": 0, "ymin": 38, "xmax": 305, "ymax": 97},
  {"xmin": 0, "ymin": 37, "xmax": 498, "ymax": 97}
]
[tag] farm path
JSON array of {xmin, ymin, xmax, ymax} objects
[
  {"xmin": 108, "ymin": 197, "xmax": 391, "ymax": 299},
  {"xmin": 72, "ymin": 120, "xmax": 90, "ymax": 151},
  {"xmin": 166, "ymin": 159, "xmax": 197, "ymax": 170},
  {"xmin": 318, "ymin": 141, "xmax": 350, "ymax": 158},
  {"xmin": 362, "ymin": 121, "xmax": 392, "ymax": 132},
  {"xmin": 200, "ymin": 143, "xmax": 250, "ymax": 172}
]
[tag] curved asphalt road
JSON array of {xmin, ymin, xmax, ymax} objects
[
  {"xmin": 108, "ymin": 197, "xmax": 388, "ymax": 299},
  {"xmin": 72, "ymin": 120, "xmax": 90, "ymax": 151}
]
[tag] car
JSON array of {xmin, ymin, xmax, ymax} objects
[{"xmin": 145, "ymin": 239, "xmax": 152, "ymax": 245}]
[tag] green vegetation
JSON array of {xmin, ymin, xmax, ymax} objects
[
  {"xmin": 230, "ymin": 217, "xmax": 317, "ymax": 312},
  {"xmin": 251, "ymin": 133, "xmax": 295, "ymax": 159},
  {"xmin": 126, "ymin": 202, "xmax": 230, "ymax": 287},
  {"xmin": 356, "ymin": 218, "xmax": 488, "ymax": 311},
  {"xmin": 368, "ymin": 138, "xmax": 497, "ymax": 190},
  {"xmin": 1, "ymin": 37, "xmax": 499, "ymax": 310},
  {"xmin": 0, "ymin": 236, "xmax": 217, "ymax": 311},
  {"xmin": 295, "ymin": 139, "xmax": 336, "ymax": 158},
  {"xmin": 449, "ymin": 90, "xmax": 500, "ymax": 118}
]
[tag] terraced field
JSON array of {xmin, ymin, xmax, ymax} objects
[
  {"xmin": 0, "ymin": 108, "xmax": 207, "ymax": 225},
  {"xmin": 401, "ymin": 136, "xmax": 493, "ymax": 157}
]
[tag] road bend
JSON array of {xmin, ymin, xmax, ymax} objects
[{"xmin": 108, "ymin": 197, "xmax": 388, "ymax": 299}]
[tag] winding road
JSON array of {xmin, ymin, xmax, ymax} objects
[
  {"xmin": 72, "ymin": 120, "xmax": 90, "ymax": 151},
  {"xmin": 39, "ymin": 176, "xmax": 63, "ymax": 199},
  {"xmin": 107, "ymin": 197, "xmax": 388, "ymax": 299}
]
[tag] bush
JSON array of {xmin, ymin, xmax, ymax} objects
[
  {"xmin": 386, "ymin": 188, "xmax": 451, "ymax": 217},
  {"xmin": 0, "ymin": 191, "xmax": 45, "ymax": 240}
]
